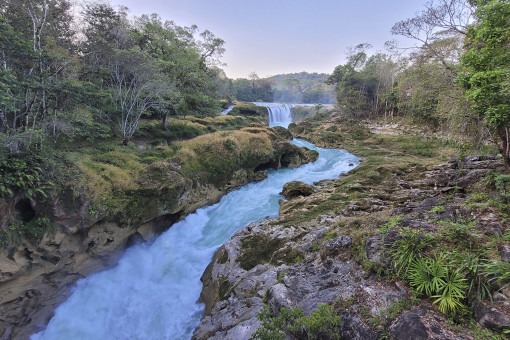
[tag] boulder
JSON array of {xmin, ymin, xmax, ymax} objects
[
  {"xmin": 281, "ymin": 181, "xmax": 316, "ymax": 200},
  {"xmin": 390, "ymin": 309, "xmax": 428, "ymax": 340},
  {"xmin": 473, "ymin": 300, "xmax": 510, "ymax": 331},
  {"xmin": 499, "ymin": 244, "xmax": 510, "ymax": 262},
  {"xmin": 390, "ymin": 306, "xmax": 471, "ymax": 339}
]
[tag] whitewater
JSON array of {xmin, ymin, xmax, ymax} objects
[{"xmin": 32, "ymin": 104, "xmax": 359, "ymax": 339}]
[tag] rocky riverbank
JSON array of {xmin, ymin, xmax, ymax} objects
[
  {"xmin": 0, "ymin": 126, "xmax": 318, "ymax": 339},
  {"xmin": 194, "ymin": 114, "xmax": 510, "ymax": 339}
]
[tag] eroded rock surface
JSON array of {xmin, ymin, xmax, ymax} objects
[{"xmin": 194, "ymin": 148, "xmax": 509, "ymax": 339}]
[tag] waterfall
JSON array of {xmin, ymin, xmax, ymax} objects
[{"xmin": 254, "ymin": 102, "xmax": 293, "ymax": 128}]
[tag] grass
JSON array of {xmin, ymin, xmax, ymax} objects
[
  {"xmin": 65, "ymin": 119, "xmax": 281, "ymax": 218},
  {"xmin": 273, "ymin": 111, "xmax": 510, "ymax": 334},
  {"xmin": 0, "ymin": 111, "xmax": 288, "ymax": 247},
  {"xmin": 238, "ymin": 234, "xmax": 282, "ymax": 270},
  {"xmin": 177, "ymin": 128, "xmax": 275, "ymax": 185}
]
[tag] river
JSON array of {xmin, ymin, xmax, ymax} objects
[{"xmin": 32, "ymin": 104, "xmax": 358, "ymax": 340}]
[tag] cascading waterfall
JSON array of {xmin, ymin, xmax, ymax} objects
[
  {"xmin": 254, "ymin": 102, "xmax": 293, "ymax": 127},
  {"xmin": 32, "ymin": 107, "xmax": 359, "ymax": 340}
]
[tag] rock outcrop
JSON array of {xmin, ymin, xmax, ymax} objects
[
  {"xmin": 280, "ymin": 181, "xmax": 316, "ymax": 199},
  {"xmin": 194, "ymin": 143, "xmax": 510, "ymax": 339}
]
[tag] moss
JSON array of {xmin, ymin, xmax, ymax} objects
[
  {"xmin": 282, "ymin": 249, "xmax": 304, "ymax": 264},
  {"xmin": 238, "ymin": 234, "xmax": 282, "ymax": 270},
  {"xmin": 178, "ymin": 128, "xmax": 275, "ymax": 186},
  {"xmin": 219, "ymin": 277, "xmax": 232, "ymax": 300},
  {"xmin": 230, "ymin": 101, "xmax": 268, "ymax": 117},
  {"xmin": 217, "ymin": 248, "xmax": 229, "ymax": 264}
]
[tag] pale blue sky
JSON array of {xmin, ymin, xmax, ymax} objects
[{"xmin": 110, "ymin": 0, "xmax": 427, "ymax": 78}]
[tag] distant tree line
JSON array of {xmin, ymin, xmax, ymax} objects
[{"xmin": 229, "ymin": 72, "xmax": 336, "ymax": 104}]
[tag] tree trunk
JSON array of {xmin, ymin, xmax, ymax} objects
[
  {"xmin": 497, "ymin": 126, "xmax": 510, "ymax": 170},
  {"xmin": 163, "ymin": 115, "xmax": 169, "ymax": 130}
]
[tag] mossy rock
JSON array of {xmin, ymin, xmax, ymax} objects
[
  {"xmin": 281, "ymin": 181, "xmax": 316, "ymax": 199},
  {"xmin": 238, "ymin": 234, "xmax": 282, "ymax": 270}
]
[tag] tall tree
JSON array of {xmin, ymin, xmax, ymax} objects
[
  {"xmin": 461, "ymin": 0, "xmax": 510, "ymax": 166},
  {"xmin": 391, "ymin": 0, "xmax": 474, "ymax": 74},
  {"xmin": 109, "ymin": 49, "xmax": 167, "ymax": 144}
]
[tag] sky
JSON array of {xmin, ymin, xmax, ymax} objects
[{"xmin": 109, "ymin": 0, "xmax": 428, "ymax": 79}]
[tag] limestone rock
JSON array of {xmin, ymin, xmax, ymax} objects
[
  {"xmin": 473, "ymin": 300, "xmax": 510, "ymax": 331},
  {"xmin": 281, "ymin": 181, "xmax": 316, "ymax": 200},
  {"xmin": 390, "ymin": 306, "xmax": 472, "ymax": 340},
  {"xmin": 321, "ymin": 236, "xmax": 352, "ymax": 257},
  {"xmin": 499, "ymin": 244, "xmax": 510, "ymax": 262}
]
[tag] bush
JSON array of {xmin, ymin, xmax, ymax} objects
[
  {"xmin": 253, "ymin": 304, "xmax": 341, "ymax": 340},
  {"xmin": 408, "ymin": 254, "xmax": 468, "ymax": 314},
  {"xmin": 0, "ymin": 153, "xmax": 52, "ymax": 199}
]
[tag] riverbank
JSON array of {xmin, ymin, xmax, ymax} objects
[
  {"xmin": 195, "ymin": 112, "xmax": 510, "ymax": 339},
  {"xmin": 0, "ymin": 114, "xmax": 319, "ymax": 339}
]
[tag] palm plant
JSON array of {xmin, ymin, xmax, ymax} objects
[
  {"xmin": 390, "ymin": 229, "xmax": 433, "ymax": 276},
  {"xmin": 408, "ymin": 254, "xmax": 468, "ymax": 314}
]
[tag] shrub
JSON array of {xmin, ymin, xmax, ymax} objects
[
  {"xmin": 389, "ymin": 229, "xmax": 433, "ymax": 276},
  {"xmin": 253, "ymin": 304, "xmax": 341, "ymax": 340},
  {"xmin": 0, "ymin": 155, "xmax": 49, "ymax": 199},
  {"xmin": 408, "ymin": 254, "xmax": 468, "ymax": 315}
]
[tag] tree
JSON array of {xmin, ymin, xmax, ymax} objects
[
  {"xmin": 0, "ymin": 0, "xmax": 81, "ymax": 151},
  {"xmin": 108, "ymin": 49, "xmax": 167, "ymax": 144},
  {"xmin": 391, "ymin": 0, "xmax": 486, "ymax": 141},
  {"xmin": 461, "ymin": 0, "xmax": 510, "ymax": 166},
  {"xmin": 391, "ymin": 0, "xmax": 475, "ymax": 74}
]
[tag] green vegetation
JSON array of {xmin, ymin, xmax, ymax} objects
[
  {"xmin": 284, "ymin": 99, "xmax": 508, "ymax": 336},
  {"xmin": 461, "ymin": 0, "xmax": 510, "ymax": 166},
  {"xmin": 408, "ymin": 255, "xmax": 468, "ymax": 314},
  {"xmin": 230, "ymin": 72, "xmax": 336, "ymax": 104},
  {"xmin": 0, "ymin": 112, "xmax": 281, "ymax": 248},
  {"xmin": 268, "ymin": 72, "xmax": 336, "ymax": 104},
  {"xmin": 238, "ymin": 234, "xmax": 282, "ymax": 270},
  {"xmin": 253, "ymin": 304, "xmax": 341, "ymax": 340}
]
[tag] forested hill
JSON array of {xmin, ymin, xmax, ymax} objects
[
  {"xmin": 230, "ymin": 72, "xmax": 336, "ymax": 104},
  {"xmin": 267, "ymin": 72, "xmax": 336, "ymax": 104}
]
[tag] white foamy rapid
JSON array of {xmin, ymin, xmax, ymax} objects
[
  {"xmin": 33, "ymin": 127, "xmax": 359, "ymax": 340},
  {"xmin": 220, "ymin": 105, "xmax": 235, "ymax": 115},
  {"xmin": 254, "ymin": 102, "xmax": 293, "ymax": 127}
]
